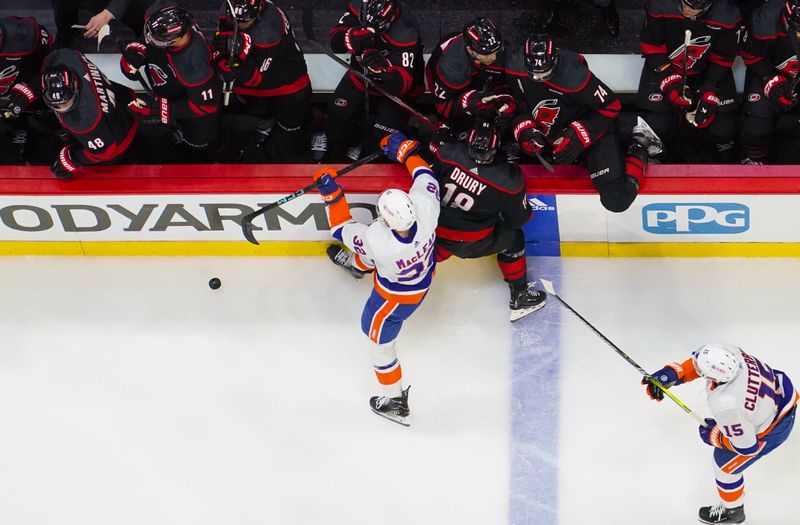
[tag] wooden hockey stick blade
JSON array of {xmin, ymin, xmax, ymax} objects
[{"xmin": 240, "ymin": 151, "xmax": 383, "ymax": 245}]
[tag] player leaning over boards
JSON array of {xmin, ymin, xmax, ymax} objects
[
  {"xmin": 316, "ymin": 132, "xmax": 440, "ymax": 427},
  {"xmin": 644, "ymin": 344, "xmax": 798, "ymax": 523}
]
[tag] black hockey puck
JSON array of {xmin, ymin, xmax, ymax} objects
[{"xmin": 208, "ymin": 277, "xmax": 221, "ymax": 290}]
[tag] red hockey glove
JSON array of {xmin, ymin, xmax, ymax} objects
[
  {"xmin": 659, "ymin": 73, "xmax": 692, "ymax": 110},
  {"xmin": 313, "ymin": 167, "xmax": 344, "ymax": 204},
  {"xmin": 380, "ymin": 132, "xmax": 420, "ymax": 164},
  {"xmin": 51, "ymin": 146, "xmax": 80, "ymax": 181},
  {"xmin": 688, "ymin": 91, "xmax": 719, "ymax": 129},
  {"xmin": 127, "ymin": 96, "xmax": 172, "ymax": 125},
  {"xmin": 513, "ymin": 118, "xmax": 548, "ymax": 155},
  {"xmin": 553, "ymin": 121, "xmax": 592, "ymax": 164},
  {"xmin": 344, "ymin": 27, "xmax": 376, "ymax": 55},
  {"xmin": 360, "ymin": 49, "xmax": 391, "ymax": 75},
  {"xmin": 763, "ymin": 74, "xmax": 796, "ymax": 111},
  {"xmin": 120, "ymin": 41, "xmax": 147, "ymax": 81}
]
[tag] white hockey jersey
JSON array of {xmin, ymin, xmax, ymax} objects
[
  {"xmin": 706, "ymin": 347, "xmax": 797, "ymax": 456},
  {"xmin": 334, "ymin": 163, "xmax": 441, "ymax": 301}
]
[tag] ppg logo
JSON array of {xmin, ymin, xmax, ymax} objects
[{"xmin": 642, "ymin": 203, "xmax": 750, "ymax": 234}]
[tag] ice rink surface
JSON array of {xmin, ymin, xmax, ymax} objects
[{"xmin": 1, "ymin": 255, "xmax": 798, "ymax": 525}]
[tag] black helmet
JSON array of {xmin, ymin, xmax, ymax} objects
[
  {"xmin": 784, "ymin": 0, "xmax": 800, "ymax": 30},
  {"xmin": 361, "ymin": 0, "xmax": 400, "ymax": 33},
  {"xmin": 41, "ymin": 66, "xmax": 79, "ymax": 113},
  {"xmin": 680, "ymin": 0, "xmax": 712, "ymax": 13},
  {"xmin": 144, "ymin": 4, "xmax": 193, "ymax": 47},
  {"xmin": 468, "ymin": 120, "xmax": 500, "ymax": 165},
  {"xmin": 228, "ymin": 0, "xmax": 266, "ymax": 25},
  {"xmin": 524, "ymin": 33, "xmax": 558, "ymax": 81},
  {"xmin": 463, "ymin": 17, "xmax": 503, "ymax": 56}
]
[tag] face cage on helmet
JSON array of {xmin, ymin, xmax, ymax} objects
[
  {"xmin": 43, "ymin": 72, "xmax": 78, "ymax": 113},
  {"xmin": 680, "ymin": 0, "xmax": 712, "ymax": 13}
]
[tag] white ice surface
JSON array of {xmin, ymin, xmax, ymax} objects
[{"xmin": 0, "ymin": 256, "xmax": 798, "ymax": 525}]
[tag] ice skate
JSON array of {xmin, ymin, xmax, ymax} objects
[
  {"xmin": 698, "ymin": 503, "xmax": 745, "ymax": 524},
  {"xmin": 369, "ymin": 386, "xmax": 410, "ymax": 426},
  {"xmin": 326, "ymin": 245, "xmax": 367, "ymax": 280},
  {"xmin": 509, "ymin": 282, "xmax": 547, "ymax": 322},
  {"xmin": 631, "ymin": 116, "xmax": 663, "ymax": 157}
]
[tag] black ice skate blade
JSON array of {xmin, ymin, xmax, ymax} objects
[
  {"xmin": 370, "ymin": 408, "xmax": 411, "ymax": 427},
  {"xmin": 509, "ymin": 300, "xmax": 547, "ymax": 322}
]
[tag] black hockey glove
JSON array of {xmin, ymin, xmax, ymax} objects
[
  {"xmin": 0, "ymin": 92, "xmax": 28, "ymax": 119},
  {"xmin": 127, "ymin": 96, "xmax": 172, "ymax": 125},
  {"xmin": 513, "ymin": 119, "xmax": 548, "ymax": 155},
  {"xmin": 213, "ymin": 31, "xmax": 251, "ymax": 61},
  {"xmin": 763, "ymin": 74, "xmax": 796, "ymax": 111},
  {"xmin": 552, "ymin": 122, "xmax": 591, "ymax": 164},
  {"xmin": 344, "ymin": 27, "xmax": 377, "ymax": 55},
  {"xmin": 688, "ymin": 91, "xmax": 719, "ymax": 129},
  {"xmin": 50, "ymin": 146, "xmax": 80, "ymax": 181},
  {"xmin": 460, "ymin": 90, "xmax": 510, "ymax": 118},
  {"xmin": 120, "ymin": 41, "xmax": 147, "ymax": 81},
  {"xmin": 428, "ymin": 123, "xmax": 455, "ymax": 154},
  {"xmin": 360, "ymin": 49, "xmax": 391, "ymax": 77}
]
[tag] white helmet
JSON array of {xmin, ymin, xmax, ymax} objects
[
  {"xmin": 691, "ymin": 343, "xmax": 744, "ymax": 383},
  {"xmin": 377, "ymin": 189, "xmax": 416, "ymax": 231}
]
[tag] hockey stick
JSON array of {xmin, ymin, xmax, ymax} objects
[
  {"xmin": 222, "ymin": 0, "xmax": 238, "ymax": 106},
  {"xmin": 240, "ymin": 150, "xmax": 382, "ymax": 245},
  {"xmin": 539, "ymin": 279, "xmax": 707, "ymax": 426},
  {"xmin": 785, "ymin": 22, "xmax": 800, "ymax": 99}
]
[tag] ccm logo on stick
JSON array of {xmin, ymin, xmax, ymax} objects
[{"xmin": 642, "ymin": 203, "xmax": 750, "ymax": 234}]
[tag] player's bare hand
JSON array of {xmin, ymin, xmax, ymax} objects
[{"xmin": 84, "ymin": 10, "xmax": 113, "ymax": 38}]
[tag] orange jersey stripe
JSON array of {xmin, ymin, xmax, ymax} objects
[
  {"xmin": 369, "ymin": 300, "xmax": 398, "ymax": 343},
  {"xmin": 373, "ymin": 275, "xmax": 429, "ymax": 305}
]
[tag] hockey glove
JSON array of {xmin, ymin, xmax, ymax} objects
[
  {"xmin": 659, "ymin": 73, "xmax": 693, "ymax": 110},
  {"xmin": 380, "ymin": 132, "xmax": 420, "ymax": 164},
  {"xmin": 493, "ymin": 94, "xmax": 518, "ymax": 117},
  {"xmin": 213, "ymin": 31, "xmax": 251, "ymax": 61},
  {"xmin": 344, "ymin": 27, "xmax": 376, "ymax": 55},
  {"xmin": 764, "ymin": 74, "xmax": 796, "ymax": 111},
  {"xmin": 120, "ymin": 42, "xmax": 147, "ymax": 81},
  {"xmin": 360, "ymin": 49, "xmax": 391, "ymax": 76},
  {"xmin": 313, "ymin": 167, "xmax": 344, "ymax": 204},
  {"xmin": 51, "ymin": 146, "xmax": 80, "ymax": 181},
  {"xmin": 0, "ymin": 92, "xmax": 28, "ymax": 119},
  {"xmin": 688, "ymin": 92, "xmax": 719, "ymax": 129},
  {"xmin": 698, "ymin": 418, "xmax": 723, "ymax": 447},
  {"xmin": 642, "ymin": 365, "xmax": 679, "ymax": 402},
  {"xmin": 513, "ymin": 119, "xmax": 548, "ymax": 155},
  {"xmin": 127, "ymin": 96, "xmax": 172, "ymax": 125},
  {"xmin": 460, "ymin": 90, "xmax": 509, "ymax": 118},
  {"xmin": 429, "ymin": 124, "xmax": 455, "ymax": 154},
  {"xmin": 553, "ymin": 122, "xmax": 592, "ymax": 164}
]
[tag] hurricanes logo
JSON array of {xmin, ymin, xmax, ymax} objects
[
  {"xmin": 531, "ymin": 98, "xmax": 561, "ymax": 136},
  {"xmin": 776, "ymin": 55, "xmax": 799, "ymax": 78},
  {"xmin": 668, "ymin": 35, "xmax": 711, "ymax": 72},
  {"xmin": 146, "ymin": 64, "xmax": 170, "ymax": 87},
  {"xmin": 0, "ymin": 65, "xmax": 19, "ymax": 96}
]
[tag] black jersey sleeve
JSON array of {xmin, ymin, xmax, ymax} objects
[
  {"xmin": 70, "ymin": 82, "xmax": 137, "ymax": 165},
  {"xmin": 168, "ymin": 33, "xmax": 222, "ymax": 120},
  {"xmin": 500, "ymin": 168, "xmax": 533, "ymax": 229},
  {"xmin": 329, "ymin": 4, "xmax": 360, "ymax": 53},
  {"xmin": 640, "ymin": 4, "xmax": 672, "ymax": 73}
]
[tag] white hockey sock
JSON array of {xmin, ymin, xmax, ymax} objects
[{"xmin": 372, "ymin": 341, "xmax": 403, "ymax": 398}]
